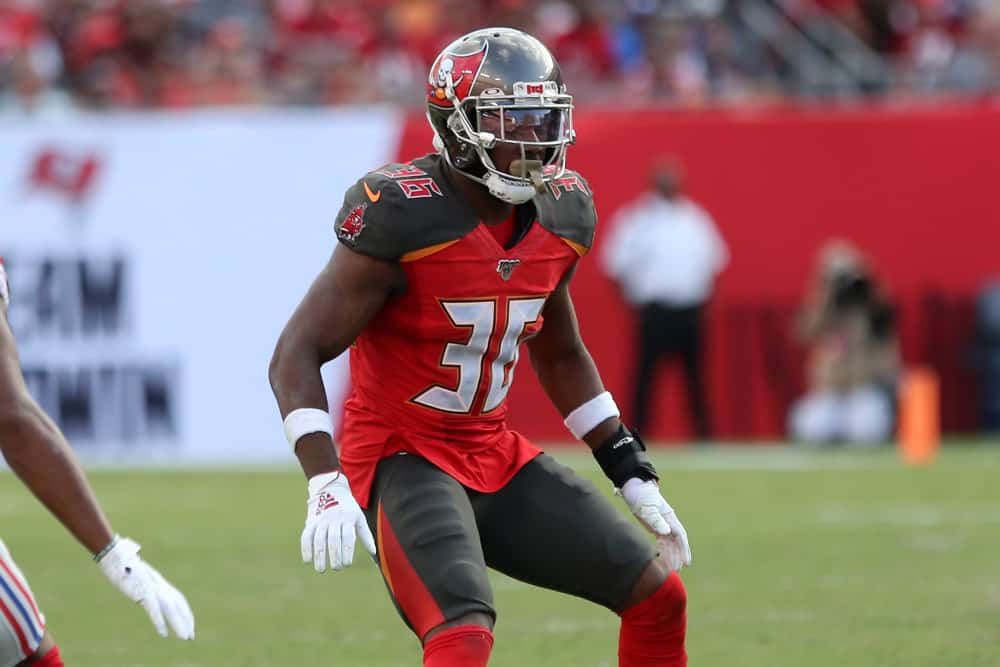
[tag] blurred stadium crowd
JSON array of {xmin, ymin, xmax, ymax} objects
[{"xmin": 0, "ymin": 0, "xmax": 998, "ymax": 113}]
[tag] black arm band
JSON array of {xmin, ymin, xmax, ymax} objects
[{"xmin": 592, "ymin": 425, "xmax": 659, "ymax": 488}]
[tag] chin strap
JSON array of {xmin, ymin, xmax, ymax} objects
[
  {"xmin": 436, "ymin": 130, "xmax": 545, "ymax": 204},
  {"xmin": 441, "ymin": 147, "xmax": 537, "ymax": 204},
  {"xmin": 485, "ymin": 172, "xmax": 537, "ymax": 204}
]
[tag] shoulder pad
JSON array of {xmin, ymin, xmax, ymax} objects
[
  {"xmin": 334, "ymin": 156, "xmax": 477, "ymax": 261},
  {"xmin": 533, "ymin": 170, "xmax": 597, "ymax": 255}
]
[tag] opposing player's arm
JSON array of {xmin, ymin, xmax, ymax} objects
[
  {"xmin": 526, "ymin": 267, "xmax": 620, "ymax": 449},
  {"xmin": 269, "ymin": 243, "xmax": 402, "ymax": 477},
  {"xmin": 0, "ymin": 264, "xmax": 194, "ymax": 638},
  {"xmin": 0, "ymin": 309, "xmax": 115, "ymax": 556}
]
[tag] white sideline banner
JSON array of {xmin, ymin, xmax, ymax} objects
[{"xmin": 0, "ymin": 109, "xmax": 401, "ymax": 465}]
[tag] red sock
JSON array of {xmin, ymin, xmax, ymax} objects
[
  {"xmin": 35, "ymin": 645, "xmax": 65, "ymax": 666},
  {"xmin": 423, "ymin": 624, "xmax": 494, "ymax": 667},
  {"xmin": 618, "ymin": 571, "xmax": 687, "ymax": 667}
]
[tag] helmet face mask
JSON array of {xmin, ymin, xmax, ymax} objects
[{"xmin": 426, "ymin": 28, "xmax": 575, "ymax": 204}]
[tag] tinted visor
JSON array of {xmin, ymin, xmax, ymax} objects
[{"xmin": 477, "ymin": 107, "xmax": 568, "ymax": 144}]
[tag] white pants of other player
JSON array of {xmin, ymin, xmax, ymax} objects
[{"xmin": 0, "ymin": 539, "xmax": 45, "ymax": 667}]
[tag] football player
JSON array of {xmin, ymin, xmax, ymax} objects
[
  {"xmin": 0, "ymin": 259, "xmax": 194, "ymax": 667},
  {"xmin": 270, "ymin": 28, "xmax": 691, "ymax": 667}
]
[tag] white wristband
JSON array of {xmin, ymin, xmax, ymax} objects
[
  {"xmin": 283, "ymin": 408, "xmax": 333, "ymax": 451},
  {"xmin": 564, "ymin": 391, "xmax": 620, "ymax": 440}
]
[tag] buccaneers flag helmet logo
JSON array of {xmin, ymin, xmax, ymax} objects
[{"xmin": 427, "ymin": 43, "xmax": 488, "ymax": 109}]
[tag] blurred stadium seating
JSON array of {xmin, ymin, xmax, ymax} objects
[{"xmin": 1, "ymin": 0, "xmax": 999, "ymax": 112}]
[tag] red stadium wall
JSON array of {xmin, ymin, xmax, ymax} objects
[{"xmin": 395, "ymin": 104, "xmax": 1000, "ymax": 441}]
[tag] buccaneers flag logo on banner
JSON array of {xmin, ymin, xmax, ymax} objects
[{"xmin": 28, "ymin": 148, "xmax": 102, "ymax": 204}]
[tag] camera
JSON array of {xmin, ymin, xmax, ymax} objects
[{"xmin": 830, "ymin": 271, "xmax": 872, "ymax": 309}]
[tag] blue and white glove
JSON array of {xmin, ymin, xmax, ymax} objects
[
  {"xmin": 97, "ymin": 536, "xmax": 196, "ymax": 639},
  {"xmin": 301, "ymin": 471, "xmax": 376, "ymax": 573},
  {"xmin": 621, "ymin": 478, "xmax": 692, "ymax": 574}
]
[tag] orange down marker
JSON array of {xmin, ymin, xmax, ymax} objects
[{"xmin": 897, "ymin": 366, "xmax": 940, "ymax": 466}]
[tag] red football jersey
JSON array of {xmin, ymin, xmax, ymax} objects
[{"xmin": 333, "ymin": 154, "xmax": 596, "ymax": 507}]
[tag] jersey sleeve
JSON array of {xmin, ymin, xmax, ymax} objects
[
  {"xmin": 333, "ymin": 158, "xmax": 480, "ymax": 262},
  {"xmin": 534, "ymin": 170, "xmax": 598, "ymax": 255},
  {"xmin": 333, "ymin": 171, "xmax": 411, "ymax": 262}
]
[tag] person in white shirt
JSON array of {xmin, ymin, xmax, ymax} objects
[{"xmin": 602, "ymin": 158, "xmax": 728, "ymax": 439}]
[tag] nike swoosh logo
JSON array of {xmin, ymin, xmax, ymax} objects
[
  {"xmin": 364, "ymin": 181, "xmax": 381, "ymax": 203},
  {"xmin": 612, "ymin": 436, "xmax": 634, "ymax": 449}
]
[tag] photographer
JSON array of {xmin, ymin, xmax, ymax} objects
[{"xmin": 789, "ymin": 241, "xmax": 900, "ymax": 445}]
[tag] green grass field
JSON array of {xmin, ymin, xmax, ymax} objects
[{"xmin": 2, "ymin": 444, "xmax": 999, "ymax": 667}]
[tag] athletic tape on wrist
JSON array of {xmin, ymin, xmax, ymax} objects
[
  {"xmin": 564, "ymin": 391, "xmax": 620, "ymax": 439},
  {"xmin": 283, "ymin": 408, "xmax": 333, "ymax": 451}
]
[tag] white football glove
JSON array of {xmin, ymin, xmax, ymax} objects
[
  {"xmin": 301, "ymin": 471, "xmax": 376, "ymax": 573},
  {"xmin": 97, "ymin": 537, "xmax": 195, "ymax": 639},
  {"xmin": 621, "ymin": 478, "xmax": 692, "ymax": 574},
  {"xmin": 0, "ymin": 257, "xmax": 9, "ymax": 311}
]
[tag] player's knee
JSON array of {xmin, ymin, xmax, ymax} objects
[
  {"xmin": 16, "ymin": 633, "xmax": 63, "ymax": 667},
  {"xmin": 621, "ymin": 556, "xmax": 669, "ymax": 611},
  {"xmin": 618, "ymin": 572, "xmax": 687, "ymax": 667},
  {"xmin": 409, "ymin": 559, "xmax": 494, "ymax": 641},
  {"xmin": 30, "ymin": 646, "xmax": 64, "ymax": 667},
  {"xmin": 654, "ymin": 571, "xmax": 688, "ymax": 622},
  {"xmin": 422, "ymin": 618, "xmax": 494, "ymax": 667},
  {"xmin": 422, "ymin": 611, "xmax": 494, "ymax": 644},
  {"xmin": 622, "ymin": 567, "xmax": 687, "ymax": 626}
]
